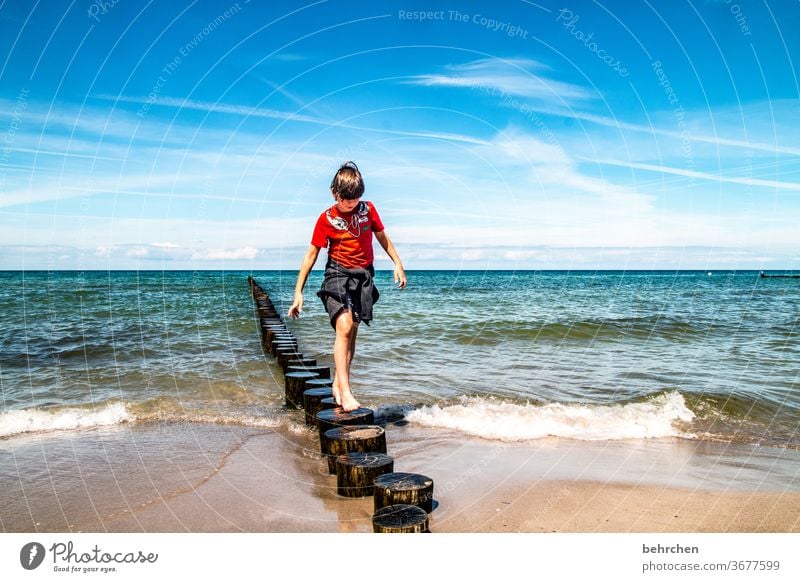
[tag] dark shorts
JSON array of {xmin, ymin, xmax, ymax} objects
[{"xmin": 316, "ymin": 261, "xmax": 379, "ymax": 329}]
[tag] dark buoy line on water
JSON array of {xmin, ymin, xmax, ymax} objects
[
  {"xmin": 760, "ymin": 271, "xmax": 800, "ymax": 279},
  {"xmin": 248, "ymin": 275, "xmax": 434, "ymax": 533}
]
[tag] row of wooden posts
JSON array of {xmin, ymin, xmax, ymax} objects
[{"xmin": 248, "ymin": 276, "xmax": 434, "ymax": 533}]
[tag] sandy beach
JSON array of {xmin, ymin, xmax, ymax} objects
[{"xmin": 3, "ymin": 418, "xmax": 798, "ymax": 533}]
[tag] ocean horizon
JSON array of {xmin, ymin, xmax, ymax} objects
[{"xmin": 3, "ymin": 268, "xmax": 798, "ymax": 272}]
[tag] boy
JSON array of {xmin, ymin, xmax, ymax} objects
[{"xmin": 288, "ymin": 161, "xmax": 406, "ymax": 412}]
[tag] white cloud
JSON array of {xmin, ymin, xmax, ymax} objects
[
  {"xmin": 190, "ymin": 246, "xmax": 260, "ymax": 261},
  {"xmin": 106, "ymin": 95, "xmax": 327, "ymax": 126},
  {"xmin": 486, "ymin": 131, "xmax": 569, "ymax": 166},
  {"xmin": 471, "ymin": 129, "xmax": 656, "ymax": 214},
  {"xmin": 507, "ymin": 98, "xmax": 800, "ymax": 158},
  {"xmin": 408, "ymin": 57, "xmax": 595, "ymax": 104},
  {"xmin": 583, "ymin": 158, "xmax": 800, "ymax": 192},
  {"xmin": 390, "ymin": 243, "xmax": 794, "ymax": 270},
  {"xmin": 0, "ymin": 173, "xmax": 200, "ymax": 209},
  {"xmin": 126, "ymin": 246, "xmax": 150, "ymax": 257},
  {"xmin": 2, "ymin": 241, "xmax": 794, "ymax": 270}
]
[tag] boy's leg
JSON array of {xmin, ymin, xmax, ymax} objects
[
  {"xmin": 332, "ymin": 309, "xmax": 361, "ymax": 412},
  {"xmin": 347, "ymin": 319, "xmax": 359, "ymax": 371}
]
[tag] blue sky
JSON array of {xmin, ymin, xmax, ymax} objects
[{"xmin": 0, "ymin": 0, "xmax": 798, "ymax": 270}]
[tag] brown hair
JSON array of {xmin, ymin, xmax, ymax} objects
[{"xmin": 330, "ymin": 161, "xmax": 365, "ymax": 200}]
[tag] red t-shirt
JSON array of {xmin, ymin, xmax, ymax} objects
[{"xmin": 311, "ymin": 200, "xmax": 385, "ymax": 269}]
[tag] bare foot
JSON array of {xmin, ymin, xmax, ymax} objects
[
  {"xmin": 331, "ymin": 382, "xmax": 342, "ymax": 406},
  {"xmin": 339, "ymin": 389, "xmax": 361, "ymax": 412}
]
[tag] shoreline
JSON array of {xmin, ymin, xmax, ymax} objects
[{"xmin": 2, "ymin": 420, "xmax": 798, "ymax": 533}]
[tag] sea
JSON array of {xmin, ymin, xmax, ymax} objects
[
  {"xmin": 1, "ymin": 270, "xmax": 799, "ymax": 529},
  {"xmin": 2, "ymin": 270, "xmax": 798, "ymax": 445}
]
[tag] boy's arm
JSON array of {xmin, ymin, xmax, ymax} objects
[
  {"xmin": 374, "ymin": 230, "xmax": 407, "ymax": 289},
  {"xmin": 288, "ymin": 245, "xmax": 321, "ymax": 318}
]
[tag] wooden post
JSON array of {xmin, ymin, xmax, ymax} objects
[
  {"xmin": 374, "ymin": 473, "xmax": 434, "ymax": 513},
  {"xmin": 260, "ymin": 328, "xmax": 282, "ymax": 341},
  {"xmin": 271, "ymin": 331, "xmax": 296, "ymax": 341},
  {"xmin": 265, "ymin": 329, "xmax": 292, "ymax": 345},
  {"xmin": 275, "ymin": 346, "xmax": 300, "ymax": 364},
  {"xmin": 316, "ymin": 407, "xmax": 374, "ymax": 451},
  {"xmin": 258, "ymin": 307, "xmax": 279, "ymax": 319},
  {"xmin": 372, "ymin": 504, "xmax": 429, "ymax": 533},
  {"xmin": 273, "ymin": 342, "xmax": 298, "ymax": 354},
  {"xmin": 284, "ymin": 371, "xmax": 319, "ymax": 408},
  {"xmin": 263, "ymin": 324, "xmax": 288, "ymax": 336},
  {"xmin": 271, "ymin": 340, "xmax": 298, "ymax": 358},
  {"xmin": 261, "ymin": 325, "xmax": 286, "ymax": 340},
  {"xmin": 270, "ymin": 334, "xmax": 298, "ymax": 350},
  {"xmin": 285, "ymin": 359, "xmax": 318, "ymax": 369},
  {"xmin": 304, "ymin": 378, "xmax": 332, "ymax": 390},
  {"xmin": 324, "ymin": 425, "xmax": 386, "ymax": 474},
  {"xmin": 318, "ymin": 397, "xmax": 339, "ymax": 415},
  {"xmin": 283, "ymin": 364, "xmax": 330, "ymax": 379},
  {"xmin": 335, "ymin": 451, "xmax": 393, "ymax": 497},
  {"xmin": 278, "ymin": 350, "xmax": 304, "ymax": 370},
  {"xmin": 303, "ymin": 387, "xmax": 333, "ymax": 426}
]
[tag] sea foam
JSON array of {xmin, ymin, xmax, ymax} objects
[
  {"xmin": 406, "ymin": 391, "xmax": 695, "ymax": 441},
  {"xmin": 0, "ymin": 403, "xmax": 133, "ymax": 438}
]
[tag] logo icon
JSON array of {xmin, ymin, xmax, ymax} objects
[{"xmin": 20, "ymin": 542, "xmax": 46, "ymax": 570}]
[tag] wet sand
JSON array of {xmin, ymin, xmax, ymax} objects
[{"xmin": 1, "ymin": 420, "xmax": 799, "ymax": 533}]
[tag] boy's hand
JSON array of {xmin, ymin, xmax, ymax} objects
[
  {"xmin": 288, "ymin": 295, "xmax": 304, "ymax": 318},
  {"xmin": 394, "ymin": 265, "xmax": 407, "ymax": 289}
]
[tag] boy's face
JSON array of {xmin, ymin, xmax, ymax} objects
[{"xmin": 332, "ymin": 190, "xmax": 361, "ymax": 213}]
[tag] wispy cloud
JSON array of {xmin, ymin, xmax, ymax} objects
[
  {"xmin": 389, "ymin": 243, "xmax": 792, "ymax": 269},
  {"xmin": 514, "ymin": 99, "xmax": 800, "ymax": 158},
  {"xmin": 191, "ymin": 246, "xmax": 260, "ymax": 261},
  {"xmin": 9, "ymin": 147, "xmax": 125, "ymax": 161},
  {"xmin": 102, "ymin": 94, "xmax": 489, "ymax": 146},
  {"xmin": 96, "ymin": 243, "xmax": 261, "ymax": 262},
  {"xmin": 475, "ymin": 129, "xmax": 655, "ymax": 211},
  {"xmin": 126, "ymin": 246, "xmax": 150, "ymax": 258},
  {"xmin": 0, "ymin": 173, "xmax": 200, "ymax": 208},
  {"xmin": 407, "ymin": 57, "xmax": 595, "ymax": 104},
  {"xmin": 584, "ymin": 157, "xmax": 800, "ymax": 191},
  {"xmin": 105, "ymin": 95, "xmax": 328, "ymax": 125},
  {"xmin": 4, "ymin": 240, "xmax": 793, "ymax": 270},
  {"xmin": 580, "ymin": 113, "xmax": 800, "ymax": 158},
  {"xmin": 398, "ymin": 61, "xmax": 800, "ymax": 159}
]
